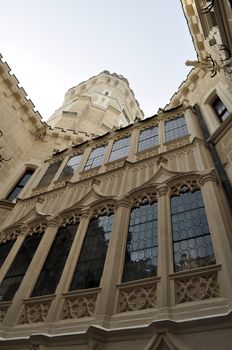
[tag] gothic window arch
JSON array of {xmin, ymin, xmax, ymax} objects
[
  {"xmin": 69, "ymin": 204, "xmax": 115, "ymax": 290},
  {"xmin": 122, "ymin": 191, "xmax": 158, "ymax": 282},
  {"xmin": 170, "ymin": 183, "xmax": 216, "ymax": 272}
]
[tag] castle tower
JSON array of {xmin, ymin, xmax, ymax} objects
[{"xmin": 47, "ymin": 71, "xmax": 144, "ymax": 136}]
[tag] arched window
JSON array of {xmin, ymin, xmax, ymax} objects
[
  {"xmin": 0, "ymin": 231, "xmax": 43, "ymax": 302},
  {"xmin": 31, "ymin": 222, "xmax": 79, "ymax": 297},
  {"xmin": 171, "ymin": 185, "xmax": 215, "ymax": 272},
  {"xmin": 122, "ymin": 197, "xmax": 158, "ymax": 282},
  {"xmin": 70, "ymin": 212, "xmax": 114, "ymax": 290},
  {"xmin": 6, "ymin": 169, "xmax": 35, "ymax": 202}
]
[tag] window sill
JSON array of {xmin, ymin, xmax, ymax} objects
[{"xmin": 169, "ymin": 263, "xmax": 221, "ymax": 279}]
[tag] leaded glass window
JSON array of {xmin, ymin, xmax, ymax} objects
[
  {"xmin": 84, "ymin": 145, "xmax": 106, "ymax": 171},
  {"xmin": 0, "ymin": 232, "xmax": 43, "ymax": 302},
  {"xmin": 171, "ymin": 187, "xmax": 215, "ymax": 272},
  {"xmin": 109, "ymin": 136, "xmax": 131, "ymax": 162},
  {"xmin": 59, "ymin": 154, "xmax": 82, "ymax": 180},
  {"xmin": 70, "ymin": 213, "xmax": 114, "ymax": 290},
  {"xmin": 37, "ymin": 161, "xmax": 62, "ymax": 188},
  {"xmin": 212, "ymin": 97, "xmax": 230, "ymax": 123},
  {"xmin": 165, "ymin": 116, "xmax": 188, "ymax": 142},
  {"xmin": 138, "ymin": 126, "xmax": 158, "ymax": 152},
  {"xmin": 7, "ymin": 169, "xmax": 34, "ymax": 202},
  {"xmin": 0, "ymin": 240, "xmax": 16, "ymax": 268},
  {"xmin": 122, "ymin": 201, "xmax": 158, "ymax": 282},
  {"xmin": 31, "ymin": 223, "xmax": 78, "ymax": 297}
]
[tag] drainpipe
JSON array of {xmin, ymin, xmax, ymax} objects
[{"xmin": 193, "ymin": 103, "xmax": 232, "ymax": 210}]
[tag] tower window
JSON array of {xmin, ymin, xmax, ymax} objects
[
  {"xmin": 37, "ymin": 161, "xmax": 62, "ymax": 188},
  {"xmin": 59, "ymin": 154, "xmax": 82, "ymax": 180},
  {"xmin": 6, "ymin": 169, "xmax": 34, "ymax": 202},
  {"xmin": 109, "ymin": 136, "xmax": 131, "ymax": 162},
  {"xmin": 0, "ymin": 232, "xmax": 43, "ymax": 302},
  {"xmin": 70, "ymin": 213, "xmax": 114, "ymax": 290},
  {"xmin": 165, "ymin": 116, "xmax": 188, "ymax": 142},
  {"xmin": 171, "ymin": 187, "xmax": 215, "ymax": 272},
  {"xmin": 138, "ymin": 126, "xmax": 159, "ymax": 152},
  {"xmin": 122, "ymin": 201, "xmax": 158, "ymax": 282},
  {"xmin": 31, "ymin": 223, "xmax": 78, "ymax": 297},
  {"xmin": 212, "ymin": 97, "xmax": 230, "ymax": 123},
  {"xmin": 84, "ymin": 145, "xmax": 106, "ymax": 171}
]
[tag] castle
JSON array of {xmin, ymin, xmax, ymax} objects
[{"xmin": 0, "ymin": 1, "xmax": 232, "ymax": 349}]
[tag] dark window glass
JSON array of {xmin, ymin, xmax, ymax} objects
[
  {"xmin": 84, "ymin": 146, "xmax": 106, "ymax": 171},
  {"xmin": 109, "ymin": 136, "xmax": 131, "ymax": 162},
  {"xmin": 212, "ymin": 97, "xmax": 230, "ymax": 122},
  {"xmin": 37, "ymin": 161, "xmax": 62, "ymax": 188},
  {"xmin": 0, "ymin": 233, "xmax": 43, "ymax": 302},
  {"xmin": 70, "ymin": 214, "xmax": 114, "ymax": 290},
  {"xmin": 59, "ymin": 155, "xmax": 82, "ymax": 180},
  {"xmin": 0, "ymin": 240, "xmax": 15, "ymax": 268},
  {"xmin": 6, "ymin": 170, "xmax": 34, "ymax": 202},
  {"xmin": 31, "ymin": 223, "xmax": 78, "ymax": 297},
  {"xmin": 138, "ymin": 126, "xmax": 158, "ymax": 152},
  {"xmin": 122, "ymin": 202, "xmax": 158, "ymax": 282},
  {"xmin": 165, "ymin": 116, "xmax": 188, "ymax": 142},
  {"xmin": 171, "ymin": 187, "xmax": 215, "ymax": 272}
]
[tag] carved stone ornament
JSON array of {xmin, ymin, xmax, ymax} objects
[
  {"xmin": 29, "ymin": 222, "xmax": 47, "ymax": 236},
  {"xmin": 19, "ymin": 301, "xmax": 51, "ymax": 324},
  {"xmin": 61, "ymin": 293, "xmax": 97, "ymax": 320},
  {"xmin": 0, "ymin": 306, "xmax": 9, "ymax": 323},
  {"xmin": 81, "ymin": 168, "xmax": 99, "ymax": 180},
  {"xmin": 131, "ymin": 191, "xmax": 157, "ymax": 208},
  {"xmin": 62, "ymin": 212, "xmax": 81, "ymax": 226},
  {"xmin": 118, "ymin": 284, "xmax": 157, "ymax": 313},
  {"xmin": 170, "ymin": 180, "xmax": 199, "ymax": 197},
  {"xmin": 137, "ymin": 148, "xmax": 158, "ymax": 161},
  {"xmin": 165, "ymin": 136, "xmax": 190, "ymax": 151},
  {"xmin": 31, "ymin": 124, "xmax": 47, "ymax": 140},
  {"xmin": 175, "ymin": 272, "xmax": 220, "ymax": 304},
  {"xmin": 92, "ymin": 203, "xmax": 115, "ymax": 218},
  {"xmin": 0, "ymin": 228, "xmax": 21, "ymax": 243}
]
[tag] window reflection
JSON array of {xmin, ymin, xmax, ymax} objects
[
  {"xmin": 70, "ymin": 214, "xmax": 114, "ymax": 290},
  {"xmin": 84, "ymin": 146, "xmax": 106, "ymax": 170},
  {"xmin": 171, "ymin": 187, "xmax": 215, "ymax": 272},
  {"xmin": 138, "ymin": 126, "xmax": 158, "ymax": 152},
  {"xmin": 109, "ymin": 136, "xmax": 131, "ymax": 162},
  {"xmin": 59, "ymin": 154, "xmax": 82, "ymax": 180},
  {"xmin": 37, "ymin": 161, "xmax": 62, "ymax": 188},
  {"xmin": 122, "ymin": 202, "xmax": 158, "ymax": 282},
  {"xmin": 165, "ymin": 116, "xmax": 188, "ymax": 142}
]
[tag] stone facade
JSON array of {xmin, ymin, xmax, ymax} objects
[{"xmin": 0, "ymin": 1, "xmax": 232, "ymax": 349}]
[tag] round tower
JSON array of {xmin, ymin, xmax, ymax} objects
[{"xmin": 47, "ymin": 71, "xmax": 144, "ymax": 136}]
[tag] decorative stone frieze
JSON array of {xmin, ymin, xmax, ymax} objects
[
  {"xmin": 165, "ymin": 136, "xmax": 190, "ymax": 151},
  {"xmin": 131, "ymin": 190, "xmax": 157, "ymax": 207},
  {"xmin": 175, "ymin": 272, "xmax": 220, "ymax": 304},
  {"xmin": 0, "ymin": 227, "xmax": 20, "ymax": 243},
  {"xmin": 136, "ymin": 148, "xmax": 159, "ymax": 161},
  {"xmin": 170, "ymin": 180, "xmax": 199, "ymax": 196},
  {"xmin": 61, "ymin": 292, "xmax": 98, "ymax": 320},
  {"xmin": 92, "ymin": 203, "xmax": 115, "ymax": 218},
  {"xmin": 61, "ymin": 212, "xmax": 81, "ymax": 226},
  {"xmin": 105, "ymin": 159, "xmax": 125, "ymax": 170},
  {"xmin": 80, "ymin": 168, "xmax": 100, "ymax": 180},
  {"xmin": 0, "ymin": 303, "xmax": 10, "ymax": 323},
  {"xmin": 19, "ymin": 299, "xmax": 52, "ymax": 324},
  {"xmin": 118, "ymin": 282, "xmax": 157, "ymax": 313}
]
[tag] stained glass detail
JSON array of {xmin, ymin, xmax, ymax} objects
[
  {"xmin": 165, "ymin": 116, "xmax": 188, "ymax": 142},
  {"xmin": 138, "ymin": 126, "xmax": 158, "ymax": 152},
  {"xmin": 171, "ymin": 188, "xmax": 215, "ymax": 272},
  {"xmin": 59, "ymin": 155, "xmax": 82, "ymax": 180},
  {"xmin": 70, "ymin": 214, "xmax": 114, "ymax": 290},
  {"xmin": 37, "ymin": 161, "xmax": 62, "ymax": 188},
  {"xmin": 31, "ymin": 223, "xmax": 79, "ymax": 297},
  {"xmin": 0, "ymin": 233, "xmax": 43, "ymax": 302},
  {"xmin": 7, "ymin": 170, "xmax": 34, "ymax": 202},
  {"xmin": 84, "ymin": 145, "xmax": 106, "ymax": 171},
  {"xmin": 0, "ymin": 240, "xmax": 15, "ymax": 268},
  {"xmin": 109, "ymin": 136, "xmax": 131, "ymax": 162},
  {"xmin": 122, "ymin": 202, "xmax": 158, "ymax": 282}
]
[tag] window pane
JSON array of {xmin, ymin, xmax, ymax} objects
[
  {"xmin": 31, "ymin": 223, "xmax": 78, "ymax": 297},
  {"xmin": 0, "ymin": 240, "xmax": 15, "ymax": 268},
  {"xmin": 6, "ymin": 170, "xmax": 34, "ymax": 202},
  {"xmin": 37, "ymin": 161, "xmax": 62, "ymax": 188},
  {"xmin": 171, "ymin": 189, "xmax": 215, "ymax": 272},
  {"xmin": 59, "ymin": 155, "xmax": 82, "ymax": 180},
  {"xmin": 84, "ymin": 146, "xmax": 106, "ymax": 171},
  {"xmin": 109, "ymin": 137, "xmax": 131, "ymax": 162},
  {"xmin": 122, "ymin": 202, "xmax": 158, "ymax": 282},
  {"xmin": 212, "ymin": 97, "xmax": 230, "ymax": 122},
  {"xmin": 70, "ymin": 214, "xmax": 114, "ymax": 290},
  {"xmin": 0, "ymin": 233, "xmax": 43, "ymax": 302},
  {"xmin": 165, "ymin": 116, "xmax": 188, "ymax": 142},
  {"xmin": 138, "ymin": 126, "xmax": 158, "ymax": 152}
]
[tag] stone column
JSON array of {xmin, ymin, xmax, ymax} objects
[
  {"xmin": 47, "ymin": 213, "xmax": 90, "ymax": 322},
  {"xmin": 156, "ymin": 185, "xmax": 173, "ymax": 315},
  {"xmin": 95, "ymin": 199, "xmax": 131, "ymax": 318},
  {"xmin": 128, "ymin": 128, "xmax": 140, "ymax": 162},
  {"xmin": 200, "ymin": 173, "xmax": 232, "ymax": 296},
  {"xmin": 3, "ymin": 220, "xmax": 59, "ymax": 326}
]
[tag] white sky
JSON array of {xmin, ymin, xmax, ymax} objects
[{"xmin": 0, "ymin": 0, "xmax": 196, "ymax": 120}]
